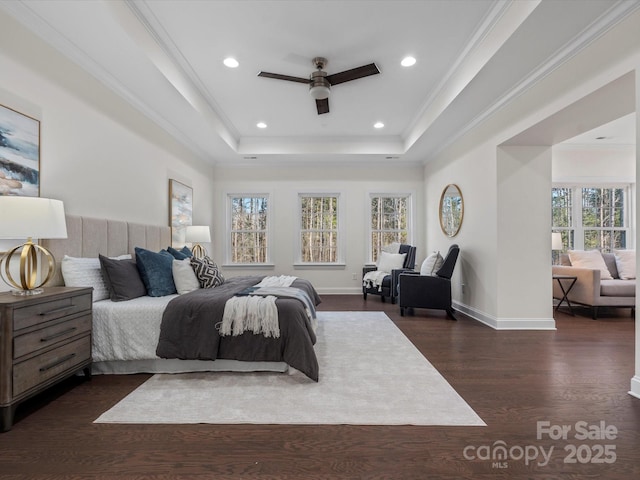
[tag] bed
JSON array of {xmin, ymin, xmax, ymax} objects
[{"xmin": 42, "ymin": 215, "xmax": 321, "ymax": 381}]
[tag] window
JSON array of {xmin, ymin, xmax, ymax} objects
[
  {"xmin": 228, "ymin": 194, "xmax": 269, "ymax": 263},
  {"xmin": 552, "ymin": 185, "xmax": 629, "ymax": 253},
  {"xmin": 369, "ymin": 194, "xmax": 411, "ymax": 263},
  {"xmin": 298, "ymin": 194, "xmax": 340, "ymax": 263}
]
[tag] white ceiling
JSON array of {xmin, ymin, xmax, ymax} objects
[{"xmin": 1, "ymin": 0, "xmax": 638, "ymax": 166}]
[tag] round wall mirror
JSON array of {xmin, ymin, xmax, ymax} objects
[{"xmin": 439, "ymin": 184, "xmax": 464, "ymax": 237}]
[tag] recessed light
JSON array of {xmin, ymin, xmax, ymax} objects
[
  {"xmin": 256, "ymin": 122, "xmax": 267, "ymax": 129},
  {"xmin": 374, "ymin": 122, "xmax": 384, "ymax": 129},
  {"xmin": 223, "ymin": 57, "xmax": 239, "ymax": 68},
  {"xmin": 401, "ymin": 56, "xmax": 416, "ymax": 67}
]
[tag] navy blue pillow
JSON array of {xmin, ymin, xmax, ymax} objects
[
  {"xmin": 135, "ymin": 247, "xmax": 177, "ymax": 296},
  {"xmin": 167, "ymin": 246, "xmax": 192, "ymax": 260}
]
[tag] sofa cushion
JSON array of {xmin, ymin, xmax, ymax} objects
[
  {"xmin": 601, "ymin": 252, "xmax": 619, "ymax": 279},
  {"xmin": 613, "ymin": 249, "xmax": 635, "ymax": 280},
  {"xmin": 600, "ymin": 279, "xmax": 636, "ymax": 297},
  {"xmin": 568, "ymin": 250, "xmax": 613, "ymax": 280}
]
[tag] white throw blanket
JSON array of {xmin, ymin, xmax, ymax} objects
[
  {"xmin": 255, "ymin": 275, "xmax": 297, "ymax": 287},
  {"xmin": 220, "ymin": 295, "xmax": 280, "ymax": 338},
  {"xmin": 219, "ymin": 276, "xmax": 305, "ymax": 338},
  {"xmin": 363, "ymin": 270, "xmax": 389, "ymax": 292}
]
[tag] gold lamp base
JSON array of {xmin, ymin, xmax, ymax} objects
[
  {"xmin": 0, "ymin": 238, "xmax": 56, "ymax": 296},
  {"xmin": 191, "ymin": 243, "xmax": 207, "ymax": 259}
]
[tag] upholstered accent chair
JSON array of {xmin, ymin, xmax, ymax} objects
[
  {"xmin": 362, "ymin": 244, "xmax": 417, "ymax": 304},
  {"xmin": 398, "ymin": 244, "xmax": 460, "ymax": 319}
]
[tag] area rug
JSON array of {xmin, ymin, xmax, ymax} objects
[{"xmin": 95, "ymin": 311, "xmax": 485, "ymax": 426}]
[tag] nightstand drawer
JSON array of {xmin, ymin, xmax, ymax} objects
[
  {"xmin": 13, "ymin": 337, "xmax": 91, "ymax": 397},
  {"xmin": 13, "ymin": 314, "xmax": 92, "ymax": 359},
  {"xmin": 13, "ymin": 293, "xmax": 92, "ymax": 331}
]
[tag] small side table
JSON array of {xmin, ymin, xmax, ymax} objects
[{"xmin": 553, "ymin": 275, "xmax": 577, "ymax": 315}]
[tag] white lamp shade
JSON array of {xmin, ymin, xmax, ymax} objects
[
  {"xmin": 184, "ymin": 225, "xmax": 211, "ymax": 243},
  {"xmin": 551, "ymin": 232, "xmax": 563, "ymax": 250},
  {"xmin": 0, "ymin": 197, "xmax": 67, "ymax": 240}
]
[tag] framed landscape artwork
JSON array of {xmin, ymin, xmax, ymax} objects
[
  {"xmin": 0, "ymin": 103, "xmax": 40, "ymax": 197},
  {"xmin": 169, "ymin": 179, "xmax": 193, "ymax": 247}
]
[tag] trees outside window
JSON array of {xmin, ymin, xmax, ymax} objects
[
  {"xmin": 369, "ymin": 194, "xmax": 411, "ymax": 263},
  {"xmin": 228, "ymin": 195, "xmax": 269, "ymax": 263},
  {"xmin": 299, "ymin": 194, "xmax": 339, "ymax": 263},
  {"xmin": 552, "ymin": 185, "xmax": 628, "ymax": 254}
]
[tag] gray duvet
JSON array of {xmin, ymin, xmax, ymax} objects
[{"xmin": 156, "ymin": 276, "xmax": 321, "ymax": 381}]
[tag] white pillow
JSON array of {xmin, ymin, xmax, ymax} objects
[
  {"xmin": 420, "ymin": 252, "xmax": 444, "ymax": 276},
  {"xmin": 377, "ymin": 251, "xmax": 406, "ymax": 273},
  {"xmin": 61, "ymin": 254, "xmax": 131, "ymax": 301},
  {"xmin": 568, "ymin": 250, "xmax": 613, "ymax": 280},
  {"xmin": 614, "ymin": 249, "xmax": 636, "ymax": 280},
  {"xmin": 381, "ymin": 242, "xmax": 401, "ymax": 254},
  {"xmin": 172, "ymin": 258, "xmax": 201, "ymax": 294}
]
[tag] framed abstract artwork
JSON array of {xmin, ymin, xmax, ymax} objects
[
  {"xmin": 169, "ymin": 179, "xmax": 193, "ymax": 247},
  {"xmin": 0, "ymin": 103, "xmax": 40, "ymax": 197}
]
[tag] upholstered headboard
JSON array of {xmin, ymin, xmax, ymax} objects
[{"xmin": 41, "ymin": 215, "xmax": 172, "ymax": 287}]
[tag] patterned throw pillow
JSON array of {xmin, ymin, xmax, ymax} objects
[{"xmin": 190, "ymin": 256, "xmax": 225, "ymax": 288}]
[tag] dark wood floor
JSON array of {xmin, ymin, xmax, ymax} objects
[{"xmin": 1, "ymin": 295, "xmax": 638, "ymax": 479}]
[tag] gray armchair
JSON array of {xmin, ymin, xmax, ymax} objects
[
  {"xmin": 398, "ymin": 244, "xmax": 460, "ymax": 319},
  {"xmin": 362, "ymin": 244, "xmax": 416, "ymax": 304}
]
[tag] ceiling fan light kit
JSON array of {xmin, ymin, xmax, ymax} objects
[{"xmin": 258, "ymin": 56, "xmax": 380, "ymax": 115}]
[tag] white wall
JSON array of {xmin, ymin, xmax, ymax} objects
[
  {"xmin": 0, "ymin": 10, "xmax": 214, "ymax": 292},
  {"xmin": 213, "ymin": 164, "xmax": 425, "ymax": 293},
  {"xmin": 553, "ymin": 145, "xmax": 635, "ymax": 183},
  {"xmin": 423, "ymin": 143, "xmax": 498, "ymax": 321},
  {"xmin": 632, "ymin": 66, "xmax": 640, "ymax": 399},
  {"xmin": 424, "ymin": 8, "xmax": 640, "ymax": 330}
]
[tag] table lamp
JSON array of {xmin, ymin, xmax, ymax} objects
[
  {"xmin": 184, "ymin": 225, "xmax": 210, "ymax": 258},
  {"xmin": 0, "ymin": 197, "xmax": 68, "ymax": 295}
]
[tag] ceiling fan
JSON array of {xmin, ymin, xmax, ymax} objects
[{"xmin": 257, "ymin": 57, "xmax": 380, "ymax": 115}]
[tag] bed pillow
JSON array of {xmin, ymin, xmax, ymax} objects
[
  {"xmin": 172, "ymin": 258, "xmax": 201, "ymax": 294},
  {"xmin": 167, "ymin": 246, "xmax": 193, "ymax": 260},
  {"xmin": 61, "ymin": 254, "xmax": 131, "ymax": 302},
  {"xmin": 99, "ymin": 254, "xmax": 147, "ymax": 302},
  {"xmin": 613, "ymin": 249, "xmax": 636, "ymax": 280},
  {"xmin": 134, "ymin": 247, "xmax": 177, "ymax": 297},
  {"xmin": 420, "ymin": 251, "xmax": 444, "ymax": 276},
  {"xmin": 190, "ymin": 255, "xmax": 225, "ymax": 289},
  {"xmin": 376, "ymin": 251, "xmax": 407, "ymax": 273},
  {"xmin": 568, "ymin": 250, "xmax": 614, "ymax": 280}
]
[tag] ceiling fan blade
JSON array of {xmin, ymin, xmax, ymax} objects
[
  {"xmin": 316, "ymin": 98, "xmax": 329, "ymax": 115},
  {"xmin": 257, "ymin": 71, "xmax": 310, "ymax": 84},
  {"xmin": 325, "ymin": 63, "xmax": 380, "ymax": 85}
]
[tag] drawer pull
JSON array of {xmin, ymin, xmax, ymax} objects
[
  {"xmin": 39, "ymin": 353, "xmax": 76, "ymax": 372},
  {"xmin": 40, "ymin": 327, "xmax": 77, "ymax": 343},
  {"xmin": 39, "ymin": 305, "xmax": 75, "ymax": 316}
]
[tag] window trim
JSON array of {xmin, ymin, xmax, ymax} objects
[
  {"xmin": 552, "ymin": 183, "xmax": 631, "ymax": 252},
  {"xmin": 225, "ymin": 192, "xmax": 271, "ymax": 265},
  {"xmin": 295, "ymin": 191, "xmax": 345, "ymax": 266},
  {"xmin": 367, "ymin": 192, "xmax": 413, "ymax": 264}
]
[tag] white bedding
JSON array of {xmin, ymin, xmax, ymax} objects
[
  {"xmin": 92, "ymin": 295, "xmax": 177, "ymax": 362},
  {"xmin": 91, "ymin": 295, "xmax": 288, "ymax": 375}
]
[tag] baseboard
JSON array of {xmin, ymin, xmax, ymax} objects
[
  {"xmin": 629, "ymin": 375, "xmax": 640, "ymax": 399},
  {"xmin": 317, "ymin": 287, "xmax": 363, "ymax": 295},
  {"xmin": 453, "ymin": 301, "xmax": 557, "ymax": 330}
]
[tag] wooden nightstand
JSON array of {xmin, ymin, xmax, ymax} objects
[{"xmin": 0, "ymin": 286, "xmax": 93, "ymax": 432}]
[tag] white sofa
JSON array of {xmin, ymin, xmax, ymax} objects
[{"xmin": 552, "ymin": 252, "xmax": 635, "ymax": 319}]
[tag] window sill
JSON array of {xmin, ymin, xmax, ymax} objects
[
  {"xmin": 293, "ymin": 263, "xmax": 346, "ymax": 270},
  {"xmin": 221, "ymin": 263, "xmax": 275, "ymax": 269}
]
